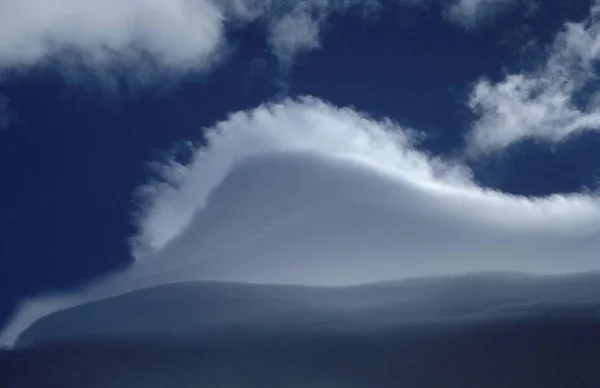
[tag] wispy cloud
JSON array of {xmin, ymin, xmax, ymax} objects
[
  {"xmin": 467, "ymin": 1, "xmax": 600, "ymax": 152},
  {"xmin": 0, "ymin": 0, "xmax": 230, "ymax": 75},
  {"xmin": 267, "ymin": 6, "xmax": 323, "ymax": 67},
  {"xmin": 0, "ymin": 0, "xmax": 530, "ymax": 83},
  {"xmin": 3, "ymin": 97, "xmax": 599, "ymax": 348},
  {"xmin": 0, "ymin": 0, "xmax": 380, "ymax": 80},
  {"xmin": 444, "ymin": 0, "xmax": 525, "ymax": 28},
  {"xmin": 0, "ymin": 95, "xmax": 12, "ymax": 129}
]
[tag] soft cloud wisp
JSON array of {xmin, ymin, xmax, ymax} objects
[
  {"xmin": 467, "ymin": 0, "xmax": 600, "ymax": 152},
  {"xmin": 0, "ymin": 0, "xmax": 533, "ymax": 79},
  {"xmin": 0, "ymin": 0, "xmax": 384, "ymax": 77},
  {"xmin": 445, "ymin": 0, "xmax": 522, "ymax": 28},
  {"xmin": 0, "ymin": 95, "xmax": 12, "ymax": 129}
]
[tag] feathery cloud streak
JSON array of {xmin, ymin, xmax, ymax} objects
[
  {"xmin": 467, "ymin": 1, "xmax": 600, "ymax": 152},
  {"xmin": 445, "ymin": 0, "xmax": 523, "ymax": 28}
]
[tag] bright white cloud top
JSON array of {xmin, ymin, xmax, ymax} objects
[{"xmin": 2, "ymin": 97, "xmax": 600, "ymax": 348}]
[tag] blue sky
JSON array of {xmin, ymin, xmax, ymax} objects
[{"xmin": 1, "ymin": 0, "xmax": 600, "ymax": 345}]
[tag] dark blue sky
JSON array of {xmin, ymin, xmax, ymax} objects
[{"xmin": 1, "ymin": 0, "xmax": 599, "ymax": 330}]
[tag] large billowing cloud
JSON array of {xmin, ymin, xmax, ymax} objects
[
  {"xmin": 2, "ymin": 97, "xmax": 600, "ymax": 348},
  {"xmin": 467, "ymin": 0, "xmax": 600, "ymax": 152}
]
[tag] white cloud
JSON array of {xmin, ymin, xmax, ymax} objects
[
  {"xmin": 0, "ymin": 0, "xmax": 228, "ymax": 73},
  {"xmin": 0, "ymin": 1, "xmax": 283, "ymax": 76},
  {"xmin": 0, "ymin": 0, "xmax": 381, "ymax": 79},
  {"xmin": 445, "ymin": 0, "xmax": 522, "ymax": 28},
  {"xmin": 268, "ymin": 7, "xmax": 322, "ymax": 66},
  {"xmin": 3, "ymin": 97, "xmax": 600, "ymax": 348},
  {"xmin": 467, "ymin": 1, "xmax": 600, "ymax": 152},
  {"xmin": 265, "ymin": 0, "xmax": 383, "ymax": 67},
  {"xmin": 0, "ymin": 0, "xmax": 525, "ymax": 81}
]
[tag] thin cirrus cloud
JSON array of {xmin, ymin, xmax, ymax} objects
[
  {"xmin": 445, "ymin": 0, "xmax": 524, "ymax": 28},
  {"xmin": 466, "ymin": 0, "xmax": 600, "ymax": 153},
  {"xmin": 2, "ymin": 97, "xmax": 600, "ymax": 348},
  {"xmin": 267, "ymin": 5, "xmax": 322, "ymax": 67},
  {"xmin": 0, "ymin": 95, "xmax": 12, "ymax": 129}
]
